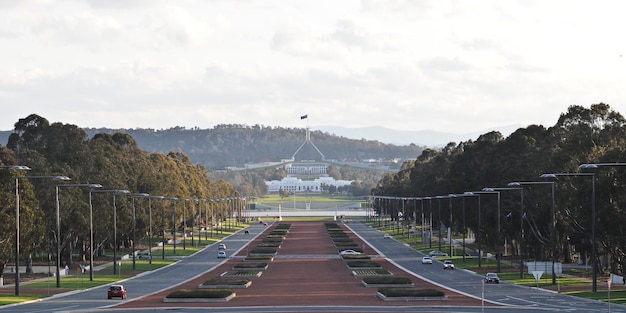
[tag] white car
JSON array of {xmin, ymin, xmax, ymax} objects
[
  {"xmin": 218, "ymin": 243, "xmax": 226, "ymax": 250},
  {"xmin": 217, "ymin": 251, "xmax": 227, "ymax": 258},
  {"xmin": 421, "ymin": 256, "xmax": 433, "ymax": 264},
  {"xmin": 339, "ymin": 249, "xmax": 361, "ymax": 255},
  {"xmin": 443, "ymin": 260, "xmax": 455, "ymax": 270}
]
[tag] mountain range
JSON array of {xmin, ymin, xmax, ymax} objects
[{"xmin": 314, "ymin": 124, "xmax": 522, "ymax": 146}]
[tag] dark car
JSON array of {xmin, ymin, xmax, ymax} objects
[
  {"xmin": 107, "ymin": 284, "xmax": 127, "ymax": 299},
  {"xmin": 485, "ymin": 272, "xmax": 500, "ymax": 284}
]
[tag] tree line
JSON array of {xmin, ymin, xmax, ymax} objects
[
  {"xmin": 372, "ymin": 103, "xmax": 626, "ymax": 277},
  {"xmin": 0, "ymin": 114, "xmax": 240, "ymax": 278}
]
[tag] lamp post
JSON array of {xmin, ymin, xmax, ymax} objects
[
  {"xmin": 56, "ymin": 183, "xmax": 102, "ymax": 286},
  {"xmin": 19, "ymin": 174, "xmax": 70, "ymax": 295},
  {"xmin": 482, "ymin": 189, "xmax": 502, "ymax": 272},
  {"xmin": 509, "ymin": 181, "xmax": 556, "ymax": 285},
  {"xmin": 92, "ymin": 189, "xmax": 130, "ymax": 274},
  {"xmin": 447, "ymin": 194, "xmax": 455, "ymax": 257},
  {"xmin": 131, "ymin": 193, "xmax": 149, "ymax": 270},
  {"xmin": 469, "ymin": 190, "xmax": 500, "ymax": 269},
  {"xmin": 483, "ymin": 187, "xmax": 522, "ymax": 276},
  {"xmin": 424, "ymin": 197, "xmax": 432, "ymax": 248},
  {"xmin": 146, "ymin": 195, "xmax": 164, "ymax": 264},
  {"xmin": 436, "ymin": 196, "xmax": 444, "ymax": 252},
  {"xmin": 456, "ymin": 192, "xmax": 479, "ymax": 263},
  {"xmin": 170, "ymin": 197, "xmax": 179, "ymax": 254},
  {"xmin": 580, "ymin": 163, "xmax": 626, "ymax": 292},
  {"xmin": 1, "ymin": 165, "xmax": 31, "ymax": 296}
]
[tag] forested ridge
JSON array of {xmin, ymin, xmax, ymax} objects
[
  {"xmin": 81, "ymin": 125, "xmax": 426, "ymax": 169},
  {"xmin": 372, "ymin": 103, "xmax": 626, "ymax": 277}
]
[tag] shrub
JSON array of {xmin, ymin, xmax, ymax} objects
[
  {"xmin": 250, "ymin": 247, "xmax": 277, "ymax": 254},
  {"xmin": 166, "ymin": 289, "xmax": 234, "ymax": 298},
  {"xmin": 342, "ymin": 254, "xmax": 371, "ymax": 260},
  {"xmin": 363, "ymin": 277, "xmax": 412, "ymax": 285},
  {"xmin": 346, "ymin": 261, "xmax": 380, "ymax": 268},
  {"xmin": 257, "ymin": 242, "xmax": 281, "ymax": 247},
  {"xmin": 332, "ymin": 238, "xmax": 354, "ymax": 243},
  {"xmin": 202, "ymin": 278, "xmax": 250, "ymax": 286},
  {"xmin": 233, "ymin": 262, "xmax": 268, "ymax": 269},
  {"xmin": 377, "ymin": 288, "xmax": 444, "ymax": 297},
  {"xmin": 244, "ymin": 255, "xmax": 274, "ymax": 261},
  {"xmin": 262, "ymin": 238, "xmax": 283, "ymax": 243}
]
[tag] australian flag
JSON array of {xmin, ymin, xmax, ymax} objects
[{"xmin": 300, "ymin": 114, "xmax": 308, "ymax": 119}]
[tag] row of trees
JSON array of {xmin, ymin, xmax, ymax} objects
[
  {"xmin": 0, "ymin": 114, "xmax": 240, "ymax": 278},
  {"xmin": 371, "ymin": 103, "xmax": 626, "ymax": 277}
]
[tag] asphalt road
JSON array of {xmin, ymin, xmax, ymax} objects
[
  {"xmin": 0, "ymin": 222, "xmax": 269, "ymax": 313},
  {"xmin": 2, "ymin": 220, "xmax": 625, "ymax": 313},
  {"xmin": 345, "ymin": 221, "xmax": 626, "ymax": 313}
]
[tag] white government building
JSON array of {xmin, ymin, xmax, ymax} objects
[{"xmin": 266, "ymin": 175, "xmax": 353, "ymax": 193}]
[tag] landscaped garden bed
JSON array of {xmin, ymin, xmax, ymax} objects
[
  {"xmin": 164, "ymin": 289, "xmax": 236, "ymax": 302},
  {"xmin": 220, "ymin": 271, "xmax": 262, "ymax": 278},
  {"xmin": 352, "ymin": 269, "xmax": 392, "ymax": 276},
  {"xmin": 199, "ymin": 278, "xmax": 252, "ymax": 289},
  {"xmin": 346, "ymin": 260, "xmax": 381, "ymax": 269},
  {"xmin": 376, "ymin": 288, "xmax": 447, "ymax": 301},
  {"xmin": 244, "ymin": 255, "xmax": 274, "ymax": 262},
  {"xmin": 249, "ymin": 247, "xmax": 278, "ymax": 255},
  {"xmin": 342, "ymin": 254, "xmax": 371, "ymax": 260},
  {"xmin": 233, "ymin": 262, "xmax": 269, "ymax": 271},
  {"xmin": 362, "ymin": 276, "xmax": 414, "ymax": 287}
]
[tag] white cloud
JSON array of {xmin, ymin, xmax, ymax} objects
[{"xmin": 0, "ymin": 0, "xmax": 625, "ymax": 138}]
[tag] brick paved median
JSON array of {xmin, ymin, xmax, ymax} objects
[{"xmin": 118, "ymin": 221, "xmax": 488, "ymax": 308}]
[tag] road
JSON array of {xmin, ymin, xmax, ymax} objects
[
  {"xmin": 2, "ymin": 220, "xmax": 625, "ymax": 313},
  {"xmin": 0, "ymin": 223, "xmax": 269, "ymax": 313},
  {"xmin": 345, "ymin": 221, "xmax": 626, "ymax": 313}
]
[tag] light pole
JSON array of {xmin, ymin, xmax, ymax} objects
[
  {"xmin": 580, "ymin": 163, "xmax": 626, "ymax": 292},
  {"xmin": 0, "ymin": 165, "xmax": 30, "ymax": 296},
  {"xmin": 447, "ymin": 194, "xmax": 455, "ymax": 257},
  {"xmin": 146, "ymin": 196, "xmax": 164, "ymax": 264},
  {"xmin": 18, "ymin": 174, "xmax": 70, "ymax": 295},
  {"xmin": 131, "ymin": 193, "xmax": 149, "ymax": 270},
  {"xmin": 483, "ymin": 187, "xmax": 522, "ymax": 276},
  {"xmin": 56, "ymin": 183, "xmax": 102, "ymax": 286},
  {"xmin": 470, "ymin": 190, "xmax": 500, "ymax": 270},
  {"xmin": 509, "ymin": 181, "xmax": 557, "ymax": 285},
  {"xmin": 456, "ymin": 192, "xmax": 479, "ymax": 263},
  {"xmin": 92, "ymin": 189, "xmax": 130, "ymax": 275}
]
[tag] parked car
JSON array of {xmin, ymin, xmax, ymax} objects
[
  {"xmin": 421, "ymin": 256, "xmax": 433, "ymax": 264},
  {"xmin": 217, "ymin": 251, "xmax": 227, "ymax": 258},
  {"xmin": 218, "ymin": 243, "xmax": 226, "ymax": 250},
  {"xmin": 339, "ymin": 249, "xmax": 360, "ymax": 255},
  {"xmin": 107, "ymin": 284, "xmax": 127, "ymax": 299},
  {"xmin": 429, "ymin": 250, "xmax": 448, "ymax": 257},
  {"xmin": 443, "ymin": 260, "xmax": 455, "ymax": 270},
  {"xmin": 484, "ymin": 272, "xmax": 500, "ymax": 283}
]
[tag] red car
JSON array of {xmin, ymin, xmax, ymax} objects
[{"xmin": 107, "ymin": 284, "xmax": 127, "ymax": 299}]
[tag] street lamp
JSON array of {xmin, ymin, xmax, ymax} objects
[
  {"xmin": 509, "ymin": 180, "xmax": 557, "ymax": 285},
  {"xmin": 484, "ymin": 186, "xmax": 523, "ymax": 277},
  {"xmin": 56, "ymin": 183, "xmax": 102, "ymax": 286},
  {"xmin": 16, "ymin": 174, "xmax": 70, "ymax": 295},
  {"xmin": 131, "ymin": 193, "xmax": 149, "ymax": 270},
  {"xmin": 146, "ymin": 195, "xmax": 164, "ymax": 264},
  {"xmin": 92, "ymin": 189, "xmax": 130, "ymax": 274},
  {"xmin": 0, "ymin": 165, "xmax": 30, "ymax": 296}
]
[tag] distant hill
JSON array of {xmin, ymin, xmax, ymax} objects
[
  {"xmin": 0, "ymin": 124, "xmax": 520, "ymax": 170},
  {"xmin": 0, "ymin": 125, "xmax": 425, "ymax": 170},
  {"xmin": 316, "ymin": 125, "xmax": 521, "ymax": 146}
]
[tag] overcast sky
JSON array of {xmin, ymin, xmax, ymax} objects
[{"xmin": 2, "ymin": 0, "xmax": 625, "ymax": 136}]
